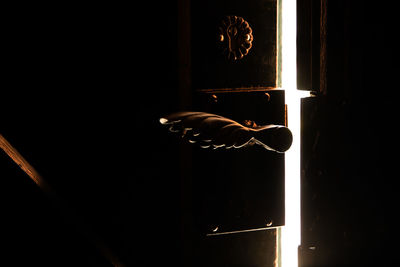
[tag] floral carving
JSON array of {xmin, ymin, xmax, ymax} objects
[{"xmin": 218, "ymin": 16, "xmax": 253, "ymax": 60}]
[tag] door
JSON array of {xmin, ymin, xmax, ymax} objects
[{"xmin": 176, "ymin": 1, "xmax": 284, "ymax": 266}]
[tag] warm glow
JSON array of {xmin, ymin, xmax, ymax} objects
[{"xmin": 281, "ymin": 0, "xmax": 301, "ymax": 267}]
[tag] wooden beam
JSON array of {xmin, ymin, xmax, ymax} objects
[
  {"xmin": 0, "ymin": 134, "xmax": 49, "ymax": 192},
  {"xmin": 0, "ymin": 133, "xmax": 125, "ymax": 267}
]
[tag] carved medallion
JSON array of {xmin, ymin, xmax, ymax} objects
[{"xmin": 218, "ymin": 16, "xmax": 253, "ymax": 60}]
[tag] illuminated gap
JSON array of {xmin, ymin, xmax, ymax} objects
[{"xmin": 281, "ymin": 0, "xmax": 301, "ymax": 267}]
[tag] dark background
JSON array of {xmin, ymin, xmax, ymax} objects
[
  {"xmin": 1, "ymin": 1, "xmax": 399, "ymax": 266},
  {"xmin": 299, "ymin": 1, "xmax": 400, "ymax": 266},
  {"xmin": 2, "ymin": 2, "xmax": 181, "ymax": 266}
]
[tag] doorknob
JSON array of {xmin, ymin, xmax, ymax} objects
[{"xmin": 160, "ymin": 111, "xmax": 292, "ymax": 153}]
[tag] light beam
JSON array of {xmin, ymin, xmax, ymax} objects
[{"xmin": 281, "ymin": 0, "xmax": 301, "ymax": 267}]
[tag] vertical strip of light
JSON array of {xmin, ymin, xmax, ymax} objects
[{"xmin": 281, "ymin": 0, "xmax": 300, "ymax": 267}]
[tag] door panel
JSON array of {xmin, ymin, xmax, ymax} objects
[{"xmin": 191, "ymin": 0, "xmax": 279, "ymax": 90}]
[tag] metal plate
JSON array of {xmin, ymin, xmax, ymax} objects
[{"xmin": 192, "ymin": 90, "xmax": 285, "ymax": 234}]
